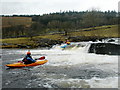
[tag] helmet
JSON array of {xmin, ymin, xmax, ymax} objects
[
  {"xmin": 66, "ymin": 42, "xmax": 70, "ymax": 44},
  {"xmin": 27, "ymin": 52, "xmax": 31, "ymax": 55}
]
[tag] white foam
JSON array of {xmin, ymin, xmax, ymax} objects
[
  {"xmin": 86, "ymin": 77, "xmax": 118, "ymax": 88},
  {"xmin": 40, "ymin": 76, "xmax": 118, "ymax": 88}
]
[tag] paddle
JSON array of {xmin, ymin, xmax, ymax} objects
[
  {"xmin": 35, "ymin": 56, "xmax": 45, "ymax": 60},
  {"xmin": 18, "ymin": 61, "xmax": 23, "ymax": 63}
]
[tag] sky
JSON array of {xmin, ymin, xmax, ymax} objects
[{"xmin": 0, "ymin": 0, "xmax": 120, "ymax": 15}]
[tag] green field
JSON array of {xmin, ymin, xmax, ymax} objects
[
  {"xmin": 1, "ymin": 25, "xmax": 118, "ymax": 47},
  {"xmin": 69, "ymin": 25, "xmax": 118, "ymax": 37}
]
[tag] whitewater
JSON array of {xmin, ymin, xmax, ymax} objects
[{"xmin": 2, "ymin": 40, "xmax": 119, "ymax": 88}]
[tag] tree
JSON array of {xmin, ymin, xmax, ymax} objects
[
  {"xmin": 61, "ymin": 21, "xmax": 75, "ymax": 36},
  {"xmin": 82, "ymin": 9, "xmax": 103, "ymax": 28}
]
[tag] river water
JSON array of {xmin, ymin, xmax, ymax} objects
[{"xmin": 2, "ymin": 41, "xmax": 119, "ymax": 88}]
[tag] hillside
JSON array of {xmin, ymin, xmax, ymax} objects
[
  {"xmin": 2, "ymin": 11, "xmax": 118, "ymax": 39},
  {"xmin": 1, "ymin": 25, "xmax": 118, "ymax": 48},
  {"xmin": 2, "ymin": 17, "xmax": 32, "ymax": 28},
  {"xmin": 69, "ymin": 25, "xmax": 118, "ymax": 38}
]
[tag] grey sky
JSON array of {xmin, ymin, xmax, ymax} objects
[{"xmin": 1, "ymin": 0, "xmax": 119, "ymax": 15}]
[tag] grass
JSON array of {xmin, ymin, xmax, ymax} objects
[
  {"xmin": 0, "ymin": 25, "xmax": 119, "ymax": 47},
  {"xmin": 69, "ymin": 25, "xmax": 118, "ymax": 37},
  {"xmin": 1, "ymin": 37, "xmax": 35, "ymax": 46},
  {"xmin": 2, "ymin": 17, "xmax": 32, "ymax": 28},
  {"xmin": 34, "ymin": 34, "xmax": 66, "ymax": 41}
]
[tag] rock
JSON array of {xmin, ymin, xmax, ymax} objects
[
  {"xmin": 107, "ymin": 39, "xmax": 115, "ymax": 42},
  {"xmin": 88, "ymin": 43, "xmax": 120, "ymax": 55},
  {"xmin": 36, "ymin": 38, "xmax": 63, "ymax": 48},
  {"xmin": 68, "ymin": 36, "xmax": 99, "ymax": 42},
  {"xmin": 17, "ymin": 44, "xmax": 30, "ymax": 48}
]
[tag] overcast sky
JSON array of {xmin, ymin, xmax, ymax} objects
[{"xmin": 1, "ymin": 0, "xmax": 119, "ymax": 15}]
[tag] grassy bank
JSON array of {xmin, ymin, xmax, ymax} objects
[
  {"xmin": 34, "ymin": 25, "xmax": 118, "ymax": 39},
  {"xmin": 70, "ymin": 25, "xmax": 118, "ymax": 37},
  {"xmin": 1, "ymin": 25, "xmax": 118, "ymax": 48}
]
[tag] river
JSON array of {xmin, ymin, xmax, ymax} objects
[{"xmin": 1, "ymin": 41, "xmax": 119, "ymax": 88}]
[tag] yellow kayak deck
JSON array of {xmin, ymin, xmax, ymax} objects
[{"xmin": 6, "ymin": 60, "xmax": 48, "ymax": 68}]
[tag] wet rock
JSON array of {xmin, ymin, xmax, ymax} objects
[
  {"xmin": 88, "ymin": 43, "xmax": 120, "ymax": 55},
  {"xmin": 36, "ymin": 38, "xmax": 63, "ymax": 48},
  {"xmin": 17, "ymin": 44, "xmax": 32, "ymax": 48},
  {"xmin": 107, "ymin": 39, "xmax": 115, "ymax": 42},
  {"xmin": 68, "ymin": 36, "xmax": 100, "ymax": 42}
]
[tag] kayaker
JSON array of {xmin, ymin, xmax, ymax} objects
[
  {"xmin": 22, "ymin": 51, "xmax": 36, "ymax": 64},
  {"xmin": 65, "ymin": 40, "xmax": 71, "ymax": 45}
]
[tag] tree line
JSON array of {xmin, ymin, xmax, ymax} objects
[{"xmin": 2, "ymin": 10, "xmax": 118, "ymax": 38}]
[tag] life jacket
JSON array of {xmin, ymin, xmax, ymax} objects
[
  {"xmin": 66, "ymin": 42, "xmax": 70, "ymax": 45},
  {"xmin": 23, "ymin": 54, "xmax": 36, "ymax": 64},
  {"xmin": 22, "ymin": 58, "xmax": 27, "ymax": 62}
]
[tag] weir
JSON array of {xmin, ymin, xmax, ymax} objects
[
  {"xmin": 53, "ymin": 38, "xmax": 120, "ymax": 55},
  {"xmin": 88, "ymin": 38, "xmax": 120, "ymax": 55},
  {"xmin": 88, "ymin": 43, "xmax": 120, "ymax": 55}
]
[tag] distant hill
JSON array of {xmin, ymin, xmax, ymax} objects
[
  {"xmin": 2, "ymin": 17, "xmax": 32, "ymax": 28},
  {"xmin": 1, "ymin": 10, "xmax": 118, "ymax": 39}
]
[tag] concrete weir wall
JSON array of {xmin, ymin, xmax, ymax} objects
[{"xmin": 88, "ymin": 43, "xmax": 120, "ymax": 55}]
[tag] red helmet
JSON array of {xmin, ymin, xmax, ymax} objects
[{"xmin": 27, "ymin": 52, "xmax": 31, "ymax": 55}]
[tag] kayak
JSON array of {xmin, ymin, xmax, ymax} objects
[
  {"xmin": 61, "ymin": 44, "xmax": 76, "ymax": 49},
  {"xmin": 6, "ymin": 59, "xmax": 48, "ymax": 68},
  {"xmin": 61, "ymin": 44, "xmax": 68, "ymax": 48}
]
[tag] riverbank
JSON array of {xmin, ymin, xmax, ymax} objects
[{"xmin": 1, "ymin": 25, "xmax": 118, "ymax": 49}]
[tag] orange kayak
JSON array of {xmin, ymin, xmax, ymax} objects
[{"xmin": 6, "ymin": 60, "xmax": 48, "ymax": 68}]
